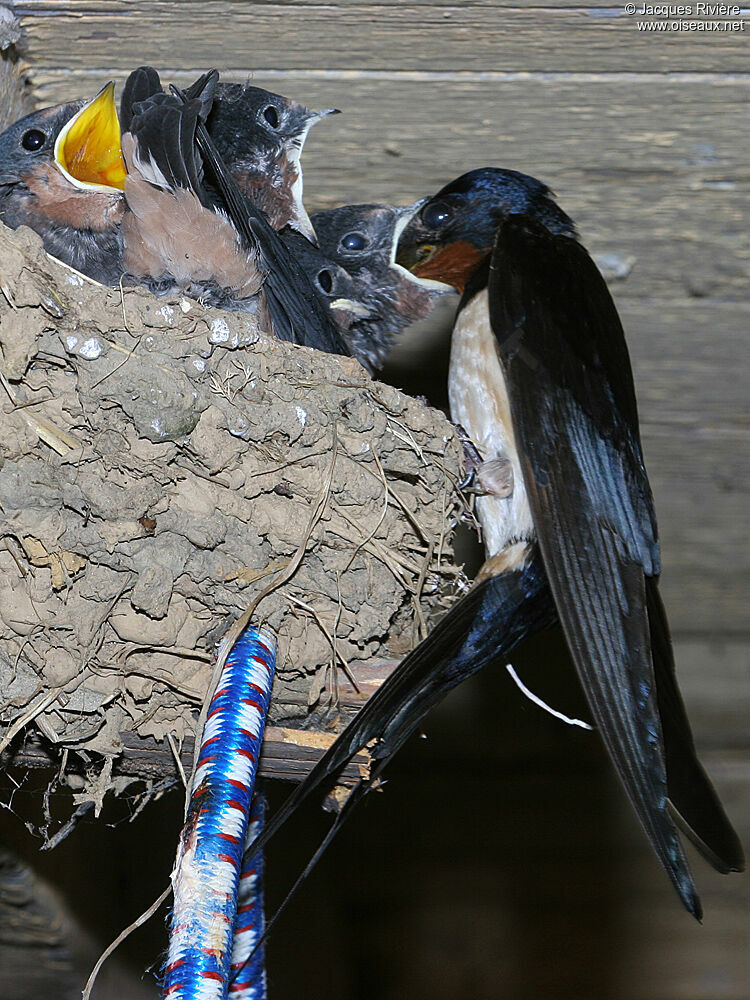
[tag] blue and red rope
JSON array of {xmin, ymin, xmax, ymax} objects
[
  {"xmin": 229, "ymin": 794, "xmax": 268, "ymax": 999},
  {"xmin": 162, "ymin": 626, "xmax": 275, "ymax": 1000}
]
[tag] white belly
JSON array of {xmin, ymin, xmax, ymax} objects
[{"xmin": 448, "ymin": 288, "xmax": 535, "ymax": 558}]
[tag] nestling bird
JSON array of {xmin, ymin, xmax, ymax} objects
[
  {"xmin": 120, "ymin": 68, "xmax": 264, "ymax": 305},
  {"xmin": 311, "ymin": 202, "xmax": 451, "ymax": 372},
  {"xmin": 206, "ymin": 82, "xmax": 338, "ymax": 240},
  {"xmin": 119, "ymin": 66, "xmax": 351, "ymax": 355},
  {"xmin": 278, "ymin": 225, "xmax": 373, "ymax": 342},
  {"xmin": 0, "ymin": 82, "xmax": 125, "ymax": 283},
  {"xmin": 243, "ymin": 168, "xmax": 744, "ymax": 921}
]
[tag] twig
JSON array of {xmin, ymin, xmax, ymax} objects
[
  {"xmin": 386, "ymin": 417, "xmax": 428, "ymax": 466},
  {"xmin": 0, "ymin": 372, "xmax": 80, "ymax": 454},
  {"xmin": 334, "ymin": 570, "xmax": 356, "ymax": 691},
  {"xmin": 0, "ymin": 277, "xmax": 17, "ymax": 309},
  {"xmin": 118, "ymin": 643, "xmax": 212, "ymax": 663},
  {"xmin": 40, "ymin": 801, "xmax": 94, "ymax": 852},
  {"xmin": 82, "ymin": 886, "xmax": 171, "ymax": 1000},
  {"xmin": 344, "ymin": 442, "xmax": 390, "ymax": 574},
  {"xmin": 332, "ymin": 513, "xmax": 424, "ymax": 582},
  {"xmin": 286, "ymin": 592, "xmax": 357, "ymax": 691},
  {"xmin": 248, "ymin": 448, "xmax": 329, "ymax": 478},
  {"xmin": 435, "ymin": 484, "xmax": 455, "ymax": 576},
  {"xmin": 3, "ymin": 536, "xmax": 27, "ymax": 577},
  {"xmin": 411, "ymin": 538, "xmax": 435, "ymax": 643},
  {"xmin": 0, "ymin": 687, "xmax": 63, "ymax": 757},
  {"xmin": 167, "ymin": 733, "xmax": 188, "ymax": 789},
  {"xmin": 337, "ymin": 445, "xmax": 429, "ymax": 543},
  {"xmin": 90, "ymin": 281, "xmax": 144, "ymax": 389},
  {"xmin": 47, "ymin": 253, "xmax": 109, "ymax": 290},
  {"xmin": 127, "ymin": 777, "xmax": 176, "ymax": 824}
]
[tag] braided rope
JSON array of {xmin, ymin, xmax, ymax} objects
[
  {"xmin": 162, "ymin": 626, "xmax": 276, "ymax": 1000},
  {"xmin": 229, "ymin": 793, "xmax": 267, "ymax": 999}
]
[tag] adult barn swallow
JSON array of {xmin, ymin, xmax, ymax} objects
[
  {"xmin": 244, "ymin": 168, "xmax": 743, "ymax": 920},
  {"xmin": 311, "ymin": 203, "xmax": 451, "ymax": 372},
  {"xmin": 119, "ymin": 67, "xmax": 350, "ymax": 356},
  {"xmin": 206, "ymin": 82, "xmax": 338, "ymax": 240},
  {"xmin": 0, "ymin": 83, "xmax": 125, "ymax": 283}
]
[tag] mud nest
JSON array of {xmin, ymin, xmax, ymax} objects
[{"xmin": 0, "ymin": 221, "xmax": 469, "ymax": 822}]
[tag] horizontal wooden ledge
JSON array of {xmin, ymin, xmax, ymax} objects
[
  {"xmin": 27, "ymin": 69, "xmax": 750, "ymax": 86},
  {"xmin": 15, "ymin": 0, "xmax": 690, "ymax": 10},
  {"xmin": 3, "ymin": 725, "xmax": 373, "ymax": 787},
  {"xmin": 21, "ymin": 5, "xmax": 750, "ymax": 76}
]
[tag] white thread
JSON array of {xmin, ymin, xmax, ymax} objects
[{"xmin": 505, "ymin": 663, "xmax": 593, "ymax": 730}]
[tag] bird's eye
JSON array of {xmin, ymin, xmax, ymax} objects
[
  {"xmin": 421, "ymin": 200, "xmax": 454, "ymax": 229},
  {"xmin": 262, "ymin": 105, "xmax": 280, "ymax": 128},
  {"xmin": 340, "ymin": 232, "xmax": 368, "ymax": 252},
  {"xmin": 317, "ymin": 269, "xmax": 333, "ymax": 294},
  {"xmin": 21, "ymin": 129, "xmax": 46, "ymax": 152}
]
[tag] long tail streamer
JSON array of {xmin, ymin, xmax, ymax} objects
[{"xmin": 162, "ymin": 626, "xmax": 276, "ymax": 1000}]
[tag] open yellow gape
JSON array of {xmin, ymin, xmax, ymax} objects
[{"xmin": 54, "ymin": 81, "xmax": 126, "ymax": 191}]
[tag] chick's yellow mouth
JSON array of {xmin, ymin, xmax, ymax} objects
[{"xmin": 54, "ymin": 82, "xmax": 126, "ymax": 192}]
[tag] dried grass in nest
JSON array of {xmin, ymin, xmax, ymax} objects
[{"xmin": 0, "ymin": 221, "xmax": 470, "ymax": 831}]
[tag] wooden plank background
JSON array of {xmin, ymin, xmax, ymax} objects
[{"xmin": 4, "ymin": 3, "xmax": 748, "ymax": 998}]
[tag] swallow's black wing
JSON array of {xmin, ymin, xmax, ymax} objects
[
  {"xmin": 181, "ymin": 70, "xmax": 219, "ymax": 124},
  {"xmin": 125, "ymin": 72, "xmax": 217, "ymax": 199},
  {"xmin": 488, "ymin": 214, "xmax": 743, "ymax": 917},
  {"xmin": 170, "ymin": 87, "xmax": 351, "ymax": 355},
  {"xmin": 120, "ymin": 65, "xmax": 162, "ymax": 133},
  {"xmin": 199, "ymin": 133, "xmax": 350, "ymax": 354},
  {"xmin": 120, "ymin": 66, "xmax": 219, "ymax": 196},
  {"xmin": 243, "ymin": 550, "xmax": 555, "ymax": 865}
]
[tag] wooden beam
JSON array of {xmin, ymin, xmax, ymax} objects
[
  {"xmin": 4, "ymin": 725, "xmax": 372, "ymax": 786},
  {"xmin": 20, "ymin": 2, "xmax": 750, "ymax": 75}
]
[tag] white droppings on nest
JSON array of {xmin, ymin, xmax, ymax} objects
[
  {"xmin": 78, "ymin": 337, "xmax": 103, "ymax": 360},
  {"xmin": 209, "ymin": 317, "xmax": 231, "ymax": 343},
  {"xmin": 226, "ymin": 414, "xmax": 250, "ymax": 437}
]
